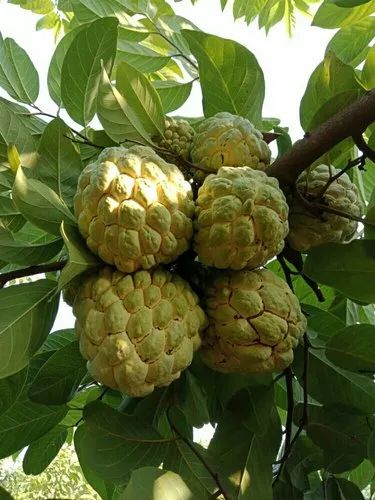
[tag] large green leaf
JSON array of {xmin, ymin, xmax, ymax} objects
[
  {"xmin": 61, "ymin": 17, "xmax": 119, "ymax": 126},
  {"xmin": 98, "ymin": 62, "xmax": 165, "ymax": 143},
  {"xmin": 333, "ymin": 0, "xmax": 373, "ymax": 7},
  {"xmin": 368, "ymin": 431, "xmax": 375, "ymax": 465},
  {"xmin": 0, "ymin": 280, "xmax": 59, "ymax": 379},
  {"xmin": 13, "ymin": 167, "xmax": 77, "ymax": 236},
  {"xmin": 59, "ymin": 222, "xmax": 101, "ymax": 289},
  {"xmin": 326, "ymin": 17, "xmax": 375, "ymax": 66},
  {"xmin": 300, "ymin": 52, "xmax": 363, "ymax": 131},
  {"xmin": 39, "ymin": 328, "xmax": 76, "ymax": 352},
  {"xmin": 120, "ymin": 467, "xmax": 193, "ymax": 500},
  {"xmin": 78, "ymin": 0, "xmax": 136, "ymax": 23},
  {"xmin": 0, "ymin": 38, "xmax": 39, "ymax": 103},
  {"xmin": 116, "ymin": 39, "xmax": 170, "ymax": 73},
  {"xmin": 153, "ymin": 80, "xmax": 193, "ymax": 113},
  {"xmin": 362, "ymin": 45, "xmax": 375, "ymax": 90},
  {"xmin": 293, "ymin": 346, "xmax": 375, "ymax": 415},
  {"xmin": 0, "ymin": 226, "xmax": 62, "ymax": 266},
  {"xmin": 0, "ymin": 195, "xmax": 25, "ymax": 232},
  {"xmin": 325, "ymin": 324, "xmax": 375, "ymax": 372},
  {"xmin": 326, "ymin": 477, "xmax": 365, "ymax": 500},
  {"xmin": 0, "ymin": 367, "xmax": 28, "ymax": 417},
  {"xmin": 22, "ymin": 425, "xmax": 68, "ymax": 475},
  {"xmin": 28, "ymin": 341, "xmax": 87, "ymax": 405},
  {"xmin": 75, "ymin": 401, "xmax": 170, "ymax": 483},
  {"xmin": 47, "ymin": 26, "xmax": 84, "ymax": 107},
  {"xmin": 313, "ymin": 0, "xmax": 375, "ymax": 29},
  {"xmin": 182, "ymin": 30, "xmax": 265, "ymax": 126},
  {"xmin": 8, "ymin": 0, "xmax": 54, "ymax": 15},
  {"xmin": 28, "ymin": 118, "xmax": 83, "ymax": 207},
  {"xmin": 303, "ymin": 240, "xmax": 375, "ymax": 304}
]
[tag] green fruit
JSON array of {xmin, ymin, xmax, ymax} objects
[
  {"xmin": 73, "ymin": 267, "xmax": 207, "ymax": 397},
  {"xmin": 288, "ymin": 164, "xmax": 362, "ymax": 252},
  {"xmin": 191, "ymin": 112, "xmax": 271, "ymax": 172},
  {"xmin": 74, "ymin": 146, "xmax": 194, "ymax": 273},
  {"xmin": 194, "ymin": 166, "xmax": 289, "ymax": 270},
  {"xmin": 202, "ymin": 269, "xmax": 306, "ymax": 374},
  {"xmin": 156, "ymin": 117, "xmax": 195, "ymax": 161}
]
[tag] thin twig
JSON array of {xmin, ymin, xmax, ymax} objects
[
  {"xmin": 0, "ymin": 260, "xmax": 67, "ymax": 288},
  {"xmin": 353, "ymin": 133, "xmax": 375, "ymax": 163},
  {"xmin": 317, "ymin": 155, "xmax": 365, "ymax": 199},
  {"xmin": 277, "ymin": 255, "xmax": 297, "ymax": 291},
  {"xmin": 284, "ymin": 368, "xmax": 294, "ymax": 452},
  {"xmin": 166, "ymin": 407, "xmax": 231, "ymax": 500},
  {"xmin": 64, "ymin": 133, "xmax": 104, "ymax": 150}
]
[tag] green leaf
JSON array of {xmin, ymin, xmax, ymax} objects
[
  {"xmin": 75, "ymin": 401, "xmax": 169, "ymax": 483},
  {"xmin": 61, "ymin": 17, "xmax": 119, "ymax": 126},
  {"xmin": 368, "ymin": 430, "xmax": 375, "ymax": 465},
  {"xmin": 0, "ymin": 367, "xmax": 28, "ymax": 416},
  {"xmin": 326, "ymin": 17, "xmax": 375, "ymax": 66},
  {"xmin": 47, "ymin": 26, "xmax": 84, "ymax": 107},
  {"xmin": 22, "ymin": 425, "xmax": 68, "ymax": 475},
  {"xmin": 333, "ymin": 0, "xmax": 373, "ymax": 7},
  {"xmin": 258, "ymin": 0, "xmax": 286, "ymax": 33},
  {"xmin": 313, "ymin": 0, "xmax": 375, "ymax": 29},
  {"xmin": 40, "ymin": 328, "xmax": 76, "ymax": 352},
  {"xmin": 8, "ymin": 0, "xmax": 54, "ymax": 15},
  {"xmin": 0, "ymin": 226, "xmax": 62, "ymax": 266},
  {"xmin": 120, "ymin": 467, "xmax": 193, "ymax": 500},
  {"xmin": 116, "ymin": 39, "xmax": 170, "ymax": 73},
  {"xmin": 365, "ymin": 186, "xmax": 375, "ymax": 239},
  {"xmin": 362, "ymin": 45, "xmax": 375, "ymax": 90},
  {"xmin": 0, "ymin": 38, "xmax": 39, "ymax": 103},
  {"xmin": 303, "ymin": 240, "xmax": 375, "ymax": 304},
  {"xmin": 177, "ymin": 371, "xmax": 210, "ymax": 428},
  {"xmin": 325, "ymin": 324, "xmax": 375, "ymax": 372},
  {"xmin": 28, "ymin": 341, "xmax": 87, "ymax": 405},
  {"xmin": 77, "ymin": 0, "xmax": 136, "ymax": 23},
  {"xmin": 0, "ymin": 195, "xmax": 25, "ymax": 232},
  {"xmin": 59, "ymin": 222, "xmax": 101, "ymax": 289},
  {"xmin": 98, "ymin": 62, "xmax": 165, "ymax": 143},
  {"xmin": 0, "ymin": 280, "xmax": 59, "ymax": 379},
  {"xmin": 28, "ymin": 118, "xmax": 83, "ymax": 207},
  {"xmin": 293, "ymin": 346, "xmax": 375, "ymax": 415},
  {"xmin": 7, "ymin": 143, "xmax": 21, "ymax": 174},
  {"xmin": 153, "ymin": 80, "xmax": 193, "ymax": 113},
  {"xmin": 305, "ymin": 304, "xmax": 345, "ymax": 344},
  {"xmin": 326, "ymin": 477, "xmax": 365, "ymax": 500},
  {"xmin": 0, "ymin": 486, "xmax": 13, "ymax": 499},
  {"xmin": 182, "ymin": 30, "xmax": 265, "ymax": 126},
  {"xmin": 300, "ymin": 52, "xmax": 362, "ymax": 131},
  {"xmin": 348, "ymin": 459, "xmax": 375, "ymax": 490},
  {"xmin": 36, "ymin": 11, "xmax": 60, "ymax": 31},
  {"xmin": 12, "ymin": 167, "xmax": 77, "ymax": 236}
]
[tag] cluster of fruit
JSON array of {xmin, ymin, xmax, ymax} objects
[{"xmin": 69, "ymin": 112, "xmax": 361, "ymax": 397}]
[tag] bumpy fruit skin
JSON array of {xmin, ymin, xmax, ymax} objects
[
  {"xmin": 190, "ymin": 112, "xmax": 271, "ymax": 172},
  {"xmin": 74, "ymin": 146, "xmax": 194, "ymax": 273},
  {"xmin": 194, "ymin": 166, "xmax": 289, "ymax": 270},
  {"xmin": 73, "ymin": 267, "xmax": 207, "ymax": 397},
  {"xmin": 288, "ymin": 164, "xmax": 361, "ymax": 252},
  {"xmin": 156, "ymin": 117, "xmax": 195, "ymax": 160},
  {"xmin": 202, "ymin": 269, "xmax": 306, "ymax": 374}
]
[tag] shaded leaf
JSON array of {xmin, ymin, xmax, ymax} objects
[
  {"xmin": 22, "ymin": 425, "xmax": 68, "ymax": 475},
  {"xmin": 362, "ymin": 45, "xmax": 375, "ymax": 90},
  {"xmin": 40, "ymin": 328, "xmax": 76, "ymax": 352},
  {"xmin": 0, "ymin": 367, "xmax": 28, "ymax": 417},
  {"xmin": 153, "ymin": 80, "xmax": 193, "ymax": 113}
]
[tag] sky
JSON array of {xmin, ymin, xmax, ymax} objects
[{"xmin": 0, "ymin": 1, "xmax": 334, "ymax": 331}]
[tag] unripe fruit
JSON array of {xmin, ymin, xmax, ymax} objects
[
  {"xmin": 287, "ymin": 164, "xmax": 362, "ymax": 252},
  {"xmin": 156, "ymin": 117, "xmax": 195, "ymax": 161},
  {"xmin": 201, "ymin": 269, "xmax": 306, "ymax": 374},
  {"xmin": 194, "ymin": 166, "xmax": 289, "ymax": 270},
  {"xmin": 73, "ymin": 267, "xmax": 207, "ymax": 397},
  {"xmin": 191, "ymin": 112, "xmax": 271, "ymax": 173},
  {"xmin": 74, "ymin": 146, "xmax": 194, "ymax": 273}
]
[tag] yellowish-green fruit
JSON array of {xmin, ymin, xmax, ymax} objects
[
  {"xmin": 201, "ymin": 269, "xmax": 306, "ymax": 374},
  {"xmin": 190, "ymin": 112, "xmax": 271, "ymax": 172},
  {"xmin": 73, "ymin": 267, "xmax": 207, "ymax": 397},
  {"xmin": 74, "ymin": 146, "xmax": 194, "ymax": 273},
  {"xmin": 194, "ymin": 166, "xmax": 289, "ymax": 270},
  {"xmin": 288, "ymin": 164, "xmax": 361, "ymax": 252},
  {"xmin": 156, "ymin": 117, "xmax": 195, "ymax": 160}
]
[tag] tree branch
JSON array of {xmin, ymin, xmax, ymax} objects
[
  {"xmin": 267, "ymin": 89, "xmax": 375, "ymax": 185},
  {"xmin": 353, "ymin": 133, "xmax": 375, "ymax": 163},
  {"xmin": 284, "ymin": 368, "xmax": 294, "ymax": 452},
  {"xmin": 0, "ymin": 260, "xmax": 67, "ymax": 288}
]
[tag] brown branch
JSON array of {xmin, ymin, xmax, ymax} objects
[
  {"xmin": 0, "ymin": 260, "xmax": 67, "ymax": 288},
  {"xmin": 353, "ymin": 133, "xmax": 375, "ymax": 164},
  {"xmin": 267, "ymin": 89, "xmax": 375, "ymax": 185}
]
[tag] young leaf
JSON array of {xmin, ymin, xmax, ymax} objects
[
  {"xmin": 325, "ymin": 324, "xmax": 375, "ymax": 372},
  {"xmin": 7, "ymin": 143, "xmax": 20, "ymax": 174},
  {"xmin": 303, "ymin": 240, "xmax": 375, "ymax": 304},
  {"xmin": 120, "ymin": 467, "xmax": 193, "ymax": 500},
  {"xmin": 12, "ymin": 167, "xmax": 77, "ymax": 236},
  {"xmin": 22, "ymin": 426, "xmax": 68, "ymax": 475},
  {"xmin": 27, "ymin": 118, "xmax": 82, "ymax": 208},
  {"xmin": 0, "ymin": 280, "xmax": 59, "ymax": 379},
  {"xmin": 182, "ymin": 30, "xmax": 265, "ymax": 126},
  {"xmin": 312, "ymin": 0, "xmax": 375, "ymax": 29},
  {"xmin": 0, "ymin": 38, "xmax": 39, "ymax": 103},
  {"xmin": 61, "ymin": 17, "xmax": 119, "ymax": 126},
  {"xmin": 59, "ymin": 222, "xmax": 101, "ymax": 289},
  {"xmin": 74, "ymin": 401, "xmax": 170, "ymax": 483},
  {"xmin": 153, "ymin": 80, "xmax": 193, "ymax": 113}
]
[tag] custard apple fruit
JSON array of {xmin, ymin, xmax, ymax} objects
[
  {"xmin": 194, "ymin": 166, "xmax": 289, "ymax": 270},
  {"xmin": 288, "ymin": 164, "xmax": 361, "ymax": 252},
  {"xmin": 190, "ymin": 112, "xmax": 271, "ymax": 172},
  {"xmin": 202, "ymin": 269, "xmax": 306, "ymax": 374},
  {"xmin": 73, "ymin": 267, "xmax": 207, "ymax": 397},
  {"xmin": 74, "ymin": 146, "xmax": 194, "ymax": 273},
  {"xmin": 155, "ymin": 117, "xmax": 195, "ymax": 160}
]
